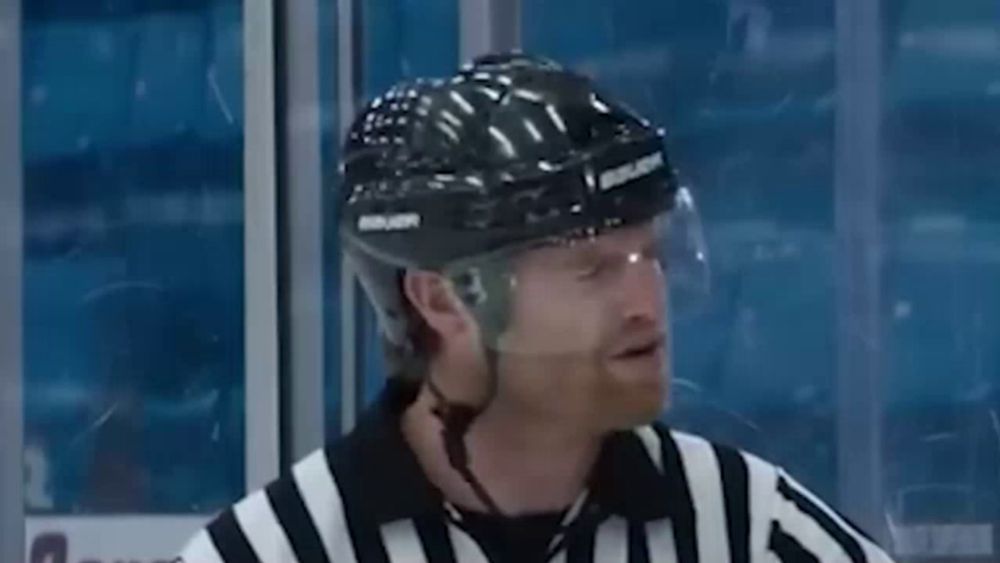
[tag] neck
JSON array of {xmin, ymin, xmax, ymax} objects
[{"xmin": 401, "ymin": 381, "xmax": 603, "ymax": 516}]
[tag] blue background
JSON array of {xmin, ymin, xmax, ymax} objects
[{"xmin": 20, "ymin": 0, "xmax": 1000, "ymax": 543}]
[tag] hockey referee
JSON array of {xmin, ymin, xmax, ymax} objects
[{"xmin": 179, "ymin": 54, "xmax": 895, "ymax": 562}]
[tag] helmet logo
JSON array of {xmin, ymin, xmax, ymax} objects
[
  {"xmin": 357, "ymin": 212, "xmax": 422, "ymax": 232},
  {"xmin": 599, "ymin": 152, "xmax": 665, "ymax": 192}
]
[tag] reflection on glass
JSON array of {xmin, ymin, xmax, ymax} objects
[{"xmin": 23, "ymin": 0, "xmax": 245, "ymax": 515}]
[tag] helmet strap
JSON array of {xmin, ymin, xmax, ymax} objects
[{"xmin": 426, "ymin": 346, "xmax": 504, "ymax": 516}]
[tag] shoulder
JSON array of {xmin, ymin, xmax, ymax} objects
[
  {"xmin": 177, "ymin": 441, "xmax": 357, "ymax": 562},
  {"xmin": 638, "ymin": 423, "xmax": 894, "ymax": 561},
  {"xmin": 638, "ymin": 421, "xmax": 781, "ymax": 484},
  {"xmin": 629, "ymin": 422, "xmax": 784, "ymax": 526}
]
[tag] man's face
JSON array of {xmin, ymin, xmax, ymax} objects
[{"xmin": 491, "ymin": 221, "xmax": 670, "ymax": 431}]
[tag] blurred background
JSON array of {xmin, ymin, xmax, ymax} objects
[{"xmin": 2, "ymin": 0, "xmax": 999, "ymax": 561}]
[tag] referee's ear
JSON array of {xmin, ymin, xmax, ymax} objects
[{"xmin": 402, "ymin": 270, "xmax": 475, "ymax": 344}]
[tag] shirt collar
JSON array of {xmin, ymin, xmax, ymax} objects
[{"xmin": 351, "ymin": 379, "xmax": 677, "ymax": 523}]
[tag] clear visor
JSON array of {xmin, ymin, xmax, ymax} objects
[{"xmin": 441, "ymin": 187, "xmax": 709, "ymax": 357}]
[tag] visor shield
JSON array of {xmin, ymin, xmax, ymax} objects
[{"xmin": 441, "ymin": 187, "xmax": 710, "ymax": 358}]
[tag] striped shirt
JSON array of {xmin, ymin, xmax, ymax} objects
[{"xmin": 179, "ymin": 384, "xmax": 895, "ymax": 563}]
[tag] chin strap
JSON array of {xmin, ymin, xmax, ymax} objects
[{"xmin": 425, "ymin": 348, "xmax": 504, "ymax": 516}]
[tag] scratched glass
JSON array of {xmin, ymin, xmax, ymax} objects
[
  {"xmin": 880, "ymin": 0, "xmax": 1000, "ymax": 559},
  {"xmin": 21, "ymin": 0, "xmax": 246, "ymax": 549}
]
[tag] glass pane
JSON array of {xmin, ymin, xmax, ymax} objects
[
  {"xmin": 526, "ymin": 0, "xmax": 840, "ymax": 499},
  {"xmin": 22, "ymin": 0, "xmax": 245, "ymax": 557},
  {"xmin": 882, "ymin": 0, "xmax": 1000, "ymax": 559},
  {"xmin": 360, "ymin": 0, "xmax": 460, "ymax": 100}
]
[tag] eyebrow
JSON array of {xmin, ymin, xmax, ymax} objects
[{"xmin": 528, "ymin": 226, "xmax": 657, "ymax": 264}]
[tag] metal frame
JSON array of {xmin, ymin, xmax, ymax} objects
[
  {"xmin": 338, "ymin": 0, "xmax": 360, "ymax": 434},
  {"xmin": 0, "ymin": 0, "xmax": 23, "ymax": 559},
  {"xmin": 459, "ymin": 0, "xmax": 522, "ymax": 63},
  {"xmin": 244, "ymin": 0, "xmax": 281, "ymax": 490},
  {"xmin": 277, "ymin": 0, "xmax": 327, "ymax": 461},
  {"xmin": 834, "ymin": 0, "xmax": 885, "ymax": 544}
]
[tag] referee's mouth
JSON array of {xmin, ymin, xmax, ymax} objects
[{"xmin": 609, "ymin": 334, "xmax": 665, "ymax": 361}]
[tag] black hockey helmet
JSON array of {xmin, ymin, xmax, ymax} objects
[{"xmin": 339, "ymin": 53, "xmax": 705, "ymax": 357}]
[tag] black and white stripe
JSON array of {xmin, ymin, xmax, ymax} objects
[{"xmin": 179, "ymin": 425, "xmax": 895, "ymax": 563}]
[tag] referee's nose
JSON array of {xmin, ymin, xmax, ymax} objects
[{"xmin": 616, "ymin": 252, "xmax": 668, "ymax": 327}]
